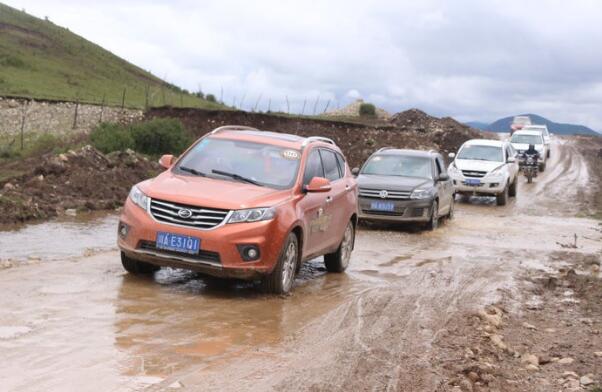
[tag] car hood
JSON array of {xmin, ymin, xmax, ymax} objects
[
  {"xmin": 454, "ymin": 159, "xmax": 504, "ymax": 173},
  {"xmin": 511, "ymin": 143, "xmax": 543, "ymax": 151},
  {"xmin": 138, "ymin": 171, "xmax": 292, "ymax": 210},
  {"xmin": 357, "ymin": 174, "xmax": 433, "ymax": 192}
]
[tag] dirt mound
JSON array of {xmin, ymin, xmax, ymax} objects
[
  {"xmin": 0, "ymin": 146, "xmax": 160, "ymax": 224},
  {"xmin": 325, "ymin": 99, "xmax": 390, "ymax": 119}
]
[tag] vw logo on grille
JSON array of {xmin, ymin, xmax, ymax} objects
[
  {"xmin": 177, "ymin": 208, "xmax": 193, "ymax": 219},
  {"xmin": 379, "ymin": 190, "xmax": 388, "ymax": 199}
]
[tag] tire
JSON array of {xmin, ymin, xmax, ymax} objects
[
  {"xmin": 508, "ymin": 177, "xmax": 517, "ymax": 197},
  {"xmin": 324, "ymin": 221, "xmax": 355, "ymax": 272},
  {"xmin": 426, "ymin": 200, "xmax": 439, "ymax": 230},
  {"xmin": 539, "ymin": 162, "xmax": 546, "ymax": 172},
  {"xmin": 527, "ymin": 172, "xmax": 533, "ymax": 184},
  {"xmin": 547, "ymin": 149, "xmax": 550, "ymax": 158},
  {"xmin": 496, "ymin": 185, "xmax": 508, "ymax": 206},
  {"xmin": 261, "ymin": 233, "xmax": 298, "ymax": 294},
  {"xmin": 447, "ymin": 198, "xmax": 455, "ymax": 220},
  {"xmin": 121, "ymin": 252, "xmax": 159, "ymax": 274}
]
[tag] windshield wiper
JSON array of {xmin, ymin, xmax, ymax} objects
[
  {"xmin": 180, "ymin": 166, "xmax": 207, "ymax": 177},
  {"xmin": 211, "ymin": 169, "xmax": 262, "ymax": 186}
]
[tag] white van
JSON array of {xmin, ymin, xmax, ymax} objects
[{"xmin": 510, "ymin": 130, "xmax": 547, "ymax": 171}]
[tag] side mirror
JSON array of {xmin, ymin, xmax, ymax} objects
[
  {"xmin": 351, "ymin": 167, "xmax": 360, "ymax": 176},
  {"xmin": 437, "ymin": 173, "xmax": 450, "ymax": 181},
  {"xmin": 159, "ymin": 154, "xmax": 175, "ymax": 169},
  {"xmin": 448, "ymin": 152, "xmax": 456, "ymax": 159},
  {"xmin": 507, "ymin": 156, "xmax": 516, "ymax": 163},
  {"xmin": 304, "ymin": 177, "xmax": 332, "ymax": 193}
]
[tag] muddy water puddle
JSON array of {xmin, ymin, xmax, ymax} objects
[{"xmin": 0, "ymin": 211, "xmax": 118, "ymax": 263}]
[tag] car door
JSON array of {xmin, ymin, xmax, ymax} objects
[
  {"xmin": 435, "ymin": 155, "xmax": 453, "ymax": 214},
  {"xmin": 297, "ymin": 148, "xmax": 329, "ymax": 258},
  {"xmin": 505, "ymin": 144, "xmax": 518, "ymax": 181},
  {"xmin": 318, "ymin": 148, "xmax": 347, "ymax": 252}
]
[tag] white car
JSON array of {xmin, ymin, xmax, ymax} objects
[
  {"xmin": 448, "ymin": 139, "xmax": 519, "ymax": 206},
  {"xmin": 521, "ymin": 125, "xmax": 551, "ymax": 158},
  {"xmin": 510, "ymin": 130, "xmax": 548, "ymax": 171}
]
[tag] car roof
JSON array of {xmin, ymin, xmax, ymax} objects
[
  {"xmin": 512, "ymin": 130, "xmax": 544, "ymax": 136},
  {"xmin": 373, "ymin": 148, "xmax": 438, "ymax": 158},
  {"xmin": 209, "ymin": 129, "xmax": 338, "ymax": 151},
  {"xmin": 463, "ymin": 139, "xmax": 505, "ymax": 147}
]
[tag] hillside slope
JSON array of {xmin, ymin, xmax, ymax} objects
[
  {"xmin": 0, "ymin": 3, "xmax": 223, "ymax": 109},
  {"xmin": 482, "ymin": 114, "xmax": 598, "ymax": 136}
]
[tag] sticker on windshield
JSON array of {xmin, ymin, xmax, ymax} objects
[{"xmin": 282, "ymin": 150, "xmax": 300, "ymax": 160}]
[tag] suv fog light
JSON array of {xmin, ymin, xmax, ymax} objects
[
  {"xmin": 237, "ymin": 244, "xmax": 260, "ymax": 261},
  {"xmin": 489, "ymin": 183, "xmax": 499, "ymax": 188},
  {"xmin": 118, "ymin": 222, "xmax": 129, "ymax": 238}
]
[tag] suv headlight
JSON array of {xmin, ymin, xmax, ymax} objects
[
  {"xmin": 228, "ymin": 207, "xmax": 276, "ymax": 223},
  {"xmin": 129, "ymin": 185, "xmax": 148, "ymax": 210},
  {"xmin": 410, "ymin": 189, "xmax": 431, "ymax": 199}
]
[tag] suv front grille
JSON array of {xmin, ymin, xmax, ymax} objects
[
  {"xmin": 359, "ymin": 187, "xmax": 411, "ymax": 199},
  {"xmin": 138, "ymin": 240, "xmax": 221, "ymax": 264},
  {"xmin": 149, "ymin": 198, "xmax": 230, "ymax": 229},
  {"xmin": 461, "ymin": 170, "xmax": 486, "ymax": 178}
]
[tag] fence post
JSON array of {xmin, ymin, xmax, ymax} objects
[
  {"xmin": 99, "ymin": 94, "xmax": 106, "ymax": 123},
  {"xmin": 121, "ymin": 88, "xmax": 126, "ymax": 109},
  {"xmin": 20, "ymin": 100, "xmax": 28, "ymax": 150},
  {"xmin": 72, "ymin": 99, "xmax": 79, "ymax": 129},
  {"xmin": 267, "ymin": 98, "xmax": 271, "ymax": 112}
]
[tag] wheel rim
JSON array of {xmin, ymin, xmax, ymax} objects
[
  {"xmin": 340, "ymin": 223, "xmax": 353, "ymax": 268},
  {"xmin": 281, "ymin": 240, "xmax": 297, "ymax": 290}
]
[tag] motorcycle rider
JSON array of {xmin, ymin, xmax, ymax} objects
[{"xmin": 524, "ymin": 144, "xmax": 540, "ymax": 162}]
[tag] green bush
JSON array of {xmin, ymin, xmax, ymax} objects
[
  {"xmin": 130, "ymin": 118, "xmax": 191, "ymax": 155},
  {"xmin": 205, "ymin": 94, "xmax": 217, "ymax": 102},
  {"xmin": 27, "ymin": 133, "xmax": 64, "ymax": 156},
  {"xmin": 90, "ymin": 122, "xmax": 134, "ymax": 153},
  {"xmin": 359, "ymin": 102, "xmax": 376, "ymax": 117}
]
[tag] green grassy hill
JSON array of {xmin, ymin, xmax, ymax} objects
[{"xmin": 0, "ymin": 3, "xmax": 224, "ymax": 109}]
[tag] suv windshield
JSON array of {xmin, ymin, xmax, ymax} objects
[
  {"xmin": 511, "ymin": 134, "xmax": 542, "ymax": 145},
  {"xmin": 361, "ymin": 155, "xmax": 432, "ymax": 179},
  {"xmin": 457, "ymin": 145, "xmax": 503, "ymax": 162},
  {"xmin": 175, "ymin": 138, "xmax": 301, "ymax": 189}
]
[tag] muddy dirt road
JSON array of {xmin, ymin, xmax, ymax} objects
[{"xmin": 0, "ymin": 139, "xmax": 600, "ymax": 391}]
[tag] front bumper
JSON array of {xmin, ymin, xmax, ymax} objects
[
  {"xmin": 358, "ymin": 197, "xmax": 433, "ymax": 223},
  {"xmin": 450, "ymin": 174, "xmax": 506, "ymax": 195},
  {"xmin": 117, "ymin": 198, "xmax": 287, "ymax": 280}
]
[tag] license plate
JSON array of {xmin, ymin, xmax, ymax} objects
[
  {"xmin": 156, "ymin": 232, "xmax": 200, "ymax": 254},
  {"xmin": 370, "ymin": 201, "xmax": 395, "ymax": 212},
  {"xmin": 465, "ymin": 178, "xmax": 481, "ymax": 186}
]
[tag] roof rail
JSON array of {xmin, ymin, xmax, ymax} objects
[
  {"xmin": 301, "ymin": 136, "xmax": 336, "ymax": 147},
  {"xmin": 376, "ymin": 147, "xmax": 395, "ymax": 153},
  {"xmin": 210, "ymin": 125, "xmax": 259, "ymax": 134}
]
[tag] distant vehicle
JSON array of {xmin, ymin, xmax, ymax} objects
[
  {"xmin": 117, "ymin": 126, "xmax": 358, "ymax": 294},
  {"xmin": 448, "ymin": 139, "xmax": 519, "ymax": 206},
  {"xmin": 521, "ymin": 125, "xmax": 551, "ymax": 158},
  {"xmin": 510, "ymin": 130, "xmax": 547, "ymax": 171},
  {"xmin": 510, "ymin": 116, "xmax": 532, "ymax": 134},
  {"xmin": 353, "ymin": 148, "xmax": 454, "ymax": 230}
]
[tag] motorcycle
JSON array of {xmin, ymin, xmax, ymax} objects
[{"xmin": 520, "ymin": 153, "xmax": 538, "ymax": 183}]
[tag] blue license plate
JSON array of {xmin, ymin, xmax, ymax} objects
[
  {"xmin": 465, "ymin": 178, "xmax": 481, "ymax": 186},
  {"xmin": 370, "ymin": 201, "xmax": 395, "ymax": 212},
  {"xmin": 156, "ymin": 232, "xmax": 200, "ymax": 254}
]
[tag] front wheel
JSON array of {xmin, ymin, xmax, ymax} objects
[
  {"xmin": 324, "ymin": 221, "xmax": 355, "ymax": 272},
  {"xmin": 426, "ymin": 200, "xmax": 439, "ymax": 230},
  {"xmin": 261, "ymin": 233, "xmax": 298, "ymax": 294},
  {"xmin": 496, "ymin": 185, "xmax": 508, "ymax": 206},
  {"xmin": 508, "ymin": 177, "xmax": 517, "ymax": 197},
  {"xmin": 121, "ymin": 252, "xmax": 159, "ymax": 274}
]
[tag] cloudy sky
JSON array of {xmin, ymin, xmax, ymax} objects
[{"xmin": 6, "ymin": 0, "xmax": 602, "ymax": 130}]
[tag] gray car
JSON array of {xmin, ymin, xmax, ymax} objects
[{"xmin": 352, "ymin": 148, "xmax": 455, "ymax": 230}]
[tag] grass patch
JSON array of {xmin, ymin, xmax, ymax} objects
[{"xmin": 0, "ymin": 4, "xmax": 227, "ymax": 110}]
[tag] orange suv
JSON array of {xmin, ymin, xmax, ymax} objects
[{"xmin": 117, "ymin": 125, "xmax": 358, "ymax": 293}]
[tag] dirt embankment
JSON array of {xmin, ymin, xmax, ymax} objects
[
  {"xmin": 0, "ymin": 146, "xmax": 159, "ymax": 224},
  {"xmin": 147, "ymin": 107, "xmax": 481, "ymax": 168},
  {"xmin": 573, "ymin": 135, "xmax": 602, "ymax": 218}
]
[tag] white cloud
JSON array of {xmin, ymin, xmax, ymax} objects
[{"xmin": 5, "ymin": 0, "xmax": 602, "ymax": 130}]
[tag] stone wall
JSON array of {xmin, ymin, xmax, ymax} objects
[{"xmin": 0, "ymin": 97, "xmax": 143, "ymax": 137}]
